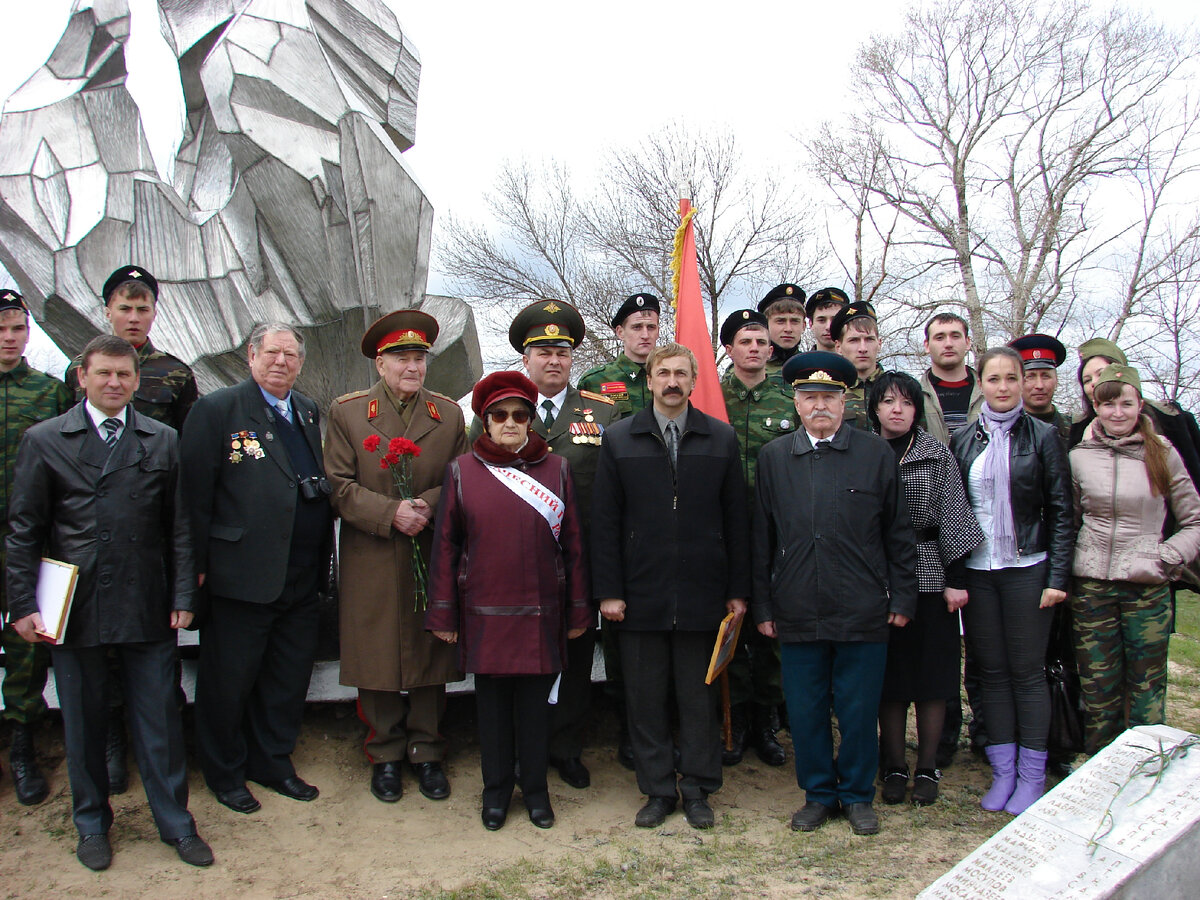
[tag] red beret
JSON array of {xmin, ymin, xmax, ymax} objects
[{"xmin": 471, "ymin": 371, "xmax": 538, "ymax": 417}]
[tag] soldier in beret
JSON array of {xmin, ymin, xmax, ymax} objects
[
  {"xmin": 468, "ymin": 299, "xmax": 619, "ymax": 788},
  {"xmin": 757, "ymin": 284, "xmax": 806, "ymax": 378},
  {"xmin": 1010, "ymin": 334, "xmax": 1070, "ymax": 443},
  {"xmin": 65, "ymin": 266, "xmax": 201, "ymax": 793},
  {"xmin": 805, "ymin": 287, "xmax": 849, "ymax": 353},
  {"xmin": 577, "ymin": 293, "xmax": 660, "ymax": 418},
  {"xmin": 753, "ymin": 351, "xmax": 917, "ymax": 836},
  {"xmin": 325, "ymin": 310, "xmax": 467, "ymax": 804},
  {"xmin": 0, "ymin": 289, "xmax": 72, "ymax": 806},
  {"xmin": 719, "ymin": 309, "xmax": 793, "ymax": 767},
  {"xmin": 831, "ymin": 301, "xmax": 884, "ymax": 431}
]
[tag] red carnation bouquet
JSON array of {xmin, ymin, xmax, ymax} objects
[{"xmin": 362, "ymin": 434, "xmax": 428, "ymax": 609}]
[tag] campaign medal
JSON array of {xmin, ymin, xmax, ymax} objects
[{"xmin": 230, "ymin": 430, "xmax": 266, "ymax": 462}]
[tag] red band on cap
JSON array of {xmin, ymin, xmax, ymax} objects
[{"xmin": 377, "ymin": 329, "xmax": 430, "ymax": 353}]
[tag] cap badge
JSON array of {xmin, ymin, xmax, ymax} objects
[
  {"xmin": 785, "ymin": 286, "xmax": 793, "ymax": 295},
  {"xmin": 543, "ymin": 302, "xmax": 561, "ymax": 313},
  {"xmin": 545, "ymin": 324, "xmax": 560, "ymax": 336},
  {"xmin": 636, "ymin": 296, "xmax": 645, "ymax": 307},
  {"xmin": 741, "ymin": 311, "xmax": 749, "ymax": 319},
  {"xmin": 128, "ymin": 270, "xmax": 141, "ymax": 279}
]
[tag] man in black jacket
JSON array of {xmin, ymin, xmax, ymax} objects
[
  {"xmin": 6, "ymin": 335, "xmax": 211, "ymax": 870},
  {"xmin": 181, "ymin": 323, "xmax": 332, "ymax": 815},
  {"xmin": 592, "ymin": 342, "xmax": 750, "ymax": 831},
  {"xmin": 753, "ymin": 351, "xmax": 918, "ymax": 837}
]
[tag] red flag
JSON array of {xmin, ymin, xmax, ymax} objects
[{"xmin": 671, "ymin": 198, "xmax": 727, "ymax": 422}]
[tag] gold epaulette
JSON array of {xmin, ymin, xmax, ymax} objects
[
  {"xmin": 578, "ymin": 389, "xmax": 616, "ymax": 405},
  {"xmin": 335, "ymin": 389, "xmax": 369, "ymax": 403}
]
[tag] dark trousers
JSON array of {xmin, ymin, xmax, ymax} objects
[
  {"xmin": 196, "ymin": 565, "xmax": 319, "ymax": 792},
  {"xmin": 963, "ymin": 563, "xmax": 1054, "ymax": 751},
  {"xmin": 619, "ymin": 629, "xmax": 721, "ymax": 801},
  {"xmin": 357, "ymin": 685, "xmax": 446, "ymax": 764},
  {"xmin": 549, "ymin": 628, "xmax": 596, "ymax": 760},
  {"xmin": 51, "ymin": 640, "xmax": 194, "ymax": 840},
  {"xmin": 474, "ymin": 673, "xmax": 555, "ymax": 810},
  {"xmin": 781, "ymin": 640, "xmax": 887, "ymax": 807}
]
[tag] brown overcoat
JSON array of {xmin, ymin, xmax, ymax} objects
[{"xmin": 326, "ymin": 381, "xmax": 467, "ymax": 690}]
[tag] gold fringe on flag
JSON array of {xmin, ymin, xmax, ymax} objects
[{"xmin": 670, "ymin": 206, "xmax": 697, "ymax": 310}]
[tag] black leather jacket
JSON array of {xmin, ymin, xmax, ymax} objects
[{"xmin": 950, "ymin": 412, "xmax": 1074, "ymax": 592}]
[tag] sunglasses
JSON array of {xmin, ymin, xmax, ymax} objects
[{"xmin": 487, "ymin": 408, "xmax": 531, "ymax": 424}]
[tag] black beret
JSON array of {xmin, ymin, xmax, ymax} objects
[
  {"xmin": 610, "ymin": 293, "xmax": 660, "ymax": 328},
  {"xmin": 0, "ymin": 289, "xmax": 28, "ymax": 314},
  {"xmin": 1008, "ymin": 334, "xmax": 1067, "ymax": 370},
  {"xmin": 830, "ymin": 300, "xmax": 877, "ymax": 341},
  {"xmin": 102, "ymin": 266, "xmax": 158, "ymax": 304},
  {"xmin": 782, "ymin": 351, "xmax": 857, "ymax": 391},
  {"xmin": 757, "ymin": 283, "xmax": 806, "ymax": 314},
  {"xmin": 719, "ymin": 309, "xmax": 769, "ymax": 347},
  {"xmin": 509, "ymin": 299, "xmax": 586, "ymax": 353},
  {"xmin": 805, "ymin": 287, "xmax": 850, "ymax": 319}
]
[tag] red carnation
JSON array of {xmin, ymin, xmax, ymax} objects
[
  {"xmin": 384, "ymin": 452, "xmax": 401, "ymax": 466},
  {"xmin": 388, "ymin": 436, "xmax": 420, "ymax": 457},
  {"xmin": 378, "ymin": 457, "xmax": 390, "ymax": 469},
  {"xmin": 363, "ymin": 434, "xmax": 381, "ymax": 453}
]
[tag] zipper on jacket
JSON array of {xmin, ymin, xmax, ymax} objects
[{"xmin": 1105, "ymin": 449, "xmax": 1119, "ymax": 581}]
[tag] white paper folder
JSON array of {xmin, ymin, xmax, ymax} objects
[{"xmin": 35, "ymin": 558, "xmax": 79, "ymax": 644}]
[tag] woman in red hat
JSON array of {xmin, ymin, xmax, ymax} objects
[{"xmin": 426, "ymin": 371, "xmax": 591, "ymax": 831}]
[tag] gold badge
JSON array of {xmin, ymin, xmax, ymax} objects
[
  {"xmin": 785, "ymin": 286, "xmax": 793, "ymax": 295},
  {"xmin": 543, "ymin": 301, "xmax": 561, "ymax": 313},
  {"xmin": 545, "ymin": 324, "xmax": 560, "ymax": 336}
]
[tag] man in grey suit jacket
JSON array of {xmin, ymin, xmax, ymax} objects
[
  {"xmin": 6, "ymin": 334, "xmax": 211, "ymax": 871},
  {"xmin": 181, "ymin": 323, "xmax": 332, "ymax": 815}
]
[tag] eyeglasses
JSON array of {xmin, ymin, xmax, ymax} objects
[{"xmin": 487, "ymin": 408, "xmax": 531, "ymax": 424}]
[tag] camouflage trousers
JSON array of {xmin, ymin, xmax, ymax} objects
[
  {"xmin": 1, "ymin": 622, "xmax": 50, "ymax": 725},
  {"xmin": 1071, "ymin": 578, "xmax": 1171, "ymax": 755}
]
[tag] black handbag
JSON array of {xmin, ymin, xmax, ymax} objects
[{"xmin": 1046, "ymin": 604, "xmax": 1085, "ymax": 755}]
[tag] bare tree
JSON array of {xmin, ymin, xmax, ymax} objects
[
  {"xmin": 811, "ymin": 0, "xmax": 1198, "ymax": 350},
  {"xmin": 437, "ymin": 125, "xmax": 827, "ymax": 364}
]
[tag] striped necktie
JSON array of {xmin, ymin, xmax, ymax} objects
[{"xmin": 102, "ymin": 417, "xmax": 121, "ymax": 449}]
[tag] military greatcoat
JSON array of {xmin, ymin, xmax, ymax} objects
[{"xmin": 326, "ymin": 381, "xmax": 467, "ymax": 691}]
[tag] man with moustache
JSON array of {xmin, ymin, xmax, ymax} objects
[
  {"xmin": 592, "ymin": 343, "xmax": 749, "ymax": 830},
  {"xmin": 832, "ymin": 301, "xmax": 885, "ymax": 432},
  {"xmin": 921, "ymin": 312, "xmax": 983, "ymax": 445},
  {"xmin": 719, "ymin": 310, "xmax": 794, "ymax": 766},
  {"xmin": 325, "ymin": 311, "xmax": 467, "ymax": 803},
  {"xmin": 1010, "ymin": 334, "xmax": 1070, "ymax": 443},
  {"xmin": 577, "ymin": 293, "xmax": 660, "ymax": 417},
  {"xmin": 805, "ymin": 287, "xmax": 850, "ymax": 353},
  {"xmin": 181, "ymin": 323, "xmax": 332, "ymax": 814},
  {"xmin": 753, "ymin": 352, "xmax": 917, "ymax": 836},
  {"xmin": 756, "ymin": 283, "xmax": 807, "ymax": 378}
]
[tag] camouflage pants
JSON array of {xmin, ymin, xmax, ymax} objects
[
  {"xmin": 1071, "ymin": 578, "xmax": 1171, "ymax": 755},
  {"xmin": 1, "ymin": 543, "xmax": 50, "ymax": 724}
]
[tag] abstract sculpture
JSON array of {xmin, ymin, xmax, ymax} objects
[{"xmin": 0, "ymin": 0, "xmax": 481, "ymax": 407}]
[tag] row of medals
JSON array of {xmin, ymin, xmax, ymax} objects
[{"xmin": 568, "ymin": 410, "xmax": 603, "ymax": 445}]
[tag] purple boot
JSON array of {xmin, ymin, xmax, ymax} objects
[
  {"xmin": 981, "ymin": 743, "xmax": 1017, "ymax": 811},
  {"xmin": 1004, "ymin": 747, "xmax": 1047, "ymax": 815}
]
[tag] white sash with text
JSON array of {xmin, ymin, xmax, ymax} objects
[{"xmin": 485, "ymin": 464, "xmax": 565, "ymax": 543}]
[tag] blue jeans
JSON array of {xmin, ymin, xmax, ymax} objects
[{"xmin": 780, "ymin": 640, "xmax": 888, "ymax": 807}]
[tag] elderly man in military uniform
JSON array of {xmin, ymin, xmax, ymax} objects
[
  {"xmin": 1010, "ymin": 334, "xmax": 1070, "ymax": 443},
  {"xmin": 832, "ymin": 301, "xmax": 884, "ymax": 432},
  {"xmin": 756, "ymin": 283, "xmax": 806, "ymax": 378},
  {"xmin": 65, "ymin": 265, "xmax": 200, "ymax": 792},
  {"xmin": 719, "ymin": 309, "xmax": 794, "ymax": 767},
  {"xmin": 805, "ymin": 287, "xmax": 850, "ymax": 353},
  {"xmin": 325, "ymin": 311, "xmax": 467, "ymax": 803},
  {"xmin": 577, "ymin": 292, "xmax": 660, "ymax": 417},
  {"xmin": 0, "ymin": 289, "xmax": 72, "ymax": 805}
]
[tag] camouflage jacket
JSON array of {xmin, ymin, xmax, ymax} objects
[
  {"xmin": 577, "ymin": 353, "xmax": 649, "ymax": 419},
  {"xmin": 1, "ymin": 359, "xmax": 73, "ymax": 527},
  {"xmin": 844, "ymin": 365, "xmax": 885, "ymax": 432},
  {"xmin": 1030, "ymin": 406, "xmax": 1071, "ymax": 447},
  {"xmin": 721, "ymin": 370, "xmax": 796, "ymax": 504},
  {"xmin": 67, "ymin": 338, "xmax": 198, "ymax": 432}
]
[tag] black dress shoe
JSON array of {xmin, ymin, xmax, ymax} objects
[
  {"xmin": 527, "ymin": 805, "xmax": 555, "ymax": 828},
  {"xmin": 550, "ymin": 756, "xmax": 591, "ymax": 789},
  {"xmin": 634, "ymin": 795, "xmax": 677, "ymax": 828},
  {"xmin": 258, "ymin": 776, "xmax": 318, "ymax": 802},
  {"xmin": 370, "ymin": 761, "xmax": 403, "ymax": 802},
  {"xmin": 683, "ymin": 797, "xmax": 714, "ymax": 829},
  {"xmin": 481, "ymin": 807, "xmax": 507, "ymax": 830},
  {"xmin": 844, "ymin": 801, "xmax": 879, "ymax": 835},
  {"xmin": 166, "ymin": 833, "xmax": 214, "ymax": 867},
  {"xmin": 215, "ymin": 786, "xmax": 261, "ymax": 814},
  {"xmin": 411, "ymin": 761, "xmax": 450, "ymax": 800},
  {"xmin": 790, "ymin": 801, "xmax": 836, "ymax": 832},
  {"xmin": 76, "ymin": 833, "xmax": 112, "ymax": 871}
]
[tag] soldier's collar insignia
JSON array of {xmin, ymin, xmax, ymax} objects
[
  {"xmin": 427, "ymin": 400, "xmax": 441, "ymax": 420},
  {"xmin": 368, "ymin": 398, "xmax": 379, "ymax": 420}
]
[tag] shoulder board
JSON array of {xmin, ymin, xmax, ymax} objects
[
  {"xmin": 336, "ymin": 389, "xmax": 370, "ymax": 404},
  {"xmin": 425, "ymin": 390, "xmax": 456, "ymax": 404},
  {"xmin": 578, "ymin": 389, "xmax": 615, "ymax": 405}
]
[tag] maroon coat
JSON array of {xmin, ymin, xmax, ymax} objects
[{"xmin": 426, "ymin": 436, "xmax": 591, "ymax": 676}]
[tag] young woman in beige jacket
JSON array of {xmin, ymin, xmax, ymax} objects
[{"xmin": 1069, "ymin": 364, "xmax": 1200, "ymax": 754}]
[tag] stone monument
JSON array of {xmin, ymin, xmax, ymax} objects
[{"xmin": 0, "ymin": 0, "xmax": 481, "ymax": 407}]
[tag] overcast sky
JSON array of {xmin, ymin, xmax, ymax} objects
[{"xmin": 2, "ymin": 0, "xmax": 1196, "ymax": 370}]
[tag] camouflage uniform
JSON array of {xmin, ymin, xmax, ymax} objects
[
  {"xmin": 1030, "ymin": 406, "xmax": 1071, "ymax": 446},
  {"xmin": 721, "ymin": 370, "xmax": 795, "ymax": 711},
  {"xmin": 1071, "ymin": 578, "xmax": 1171, "ymax": 754},
  {"xmin": 843, "ymin": 365, "xmax": 885, "ymax": 432},
  {"xmin": 763, "ymin": 344, "xmax": 801, "ymax": 382},
  {"xmin": 65, "ymin": 338, "xmax": 198, "ymax": 431},
  {"xmin": 576, "ymin": 353, "xmax": 648, "ymax": 419},
  {"xmin": 1, "ymin": 359, "xmax": 73, "ymax": 724}
]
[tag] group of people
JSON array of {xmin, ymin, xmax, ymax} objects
[{"xmin": 2, "ymin": 270, "xmax": 1199, "ymax": 870}]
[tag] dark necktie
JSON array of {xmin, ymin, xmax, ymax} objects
[
  {"xmin": 541, "ymin": 399, "xmax": 555, "ymax": 430},
  {"xmin": 102, "ymin": 417, "xmax": 122, "ymax": 449},
  {"xmin": 666, "ymin": 420, "xmax": 679, "ymax": 466}
]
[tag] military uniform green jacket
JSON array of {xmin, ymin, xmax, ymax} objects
[
  {"xmin": 721, "ymin": 370, "xmax": 796, "ymax": 503},
  {"xmin": 577, "ymin": 353, "xmax": 649, "ymax": 418},
  {"xmin": 1, "ymin": 359, "xmax": 72, "ymax": 532},
  {"xmin": 67, "ymin": 338, "xmax": 198, "ymax": 432},
  {"xmin": 844, "ymin": 365, "xmax": 885, "ymax": 432}
]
